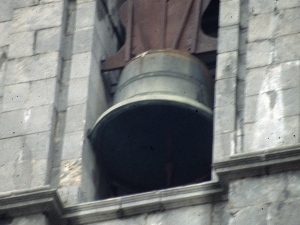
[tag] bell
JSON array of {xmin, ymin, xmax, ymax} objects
[{"xmin": 89, "ymin": 49, "xmax": 213, "ymax": 194}]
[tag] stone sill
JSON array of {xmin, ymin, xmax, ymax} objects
[
  {"xmin": 214, "ymin": 144, "xmax": 300, "ymax": 186},
  {"xmin": 0, "ymin": 182, "xmax": 224, "ymax": 224}
]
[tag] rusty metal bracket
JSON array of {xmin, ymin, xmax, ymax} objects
[{"xmin": 101, "ymin": 0, "xmax": 217, "ymax": 71}]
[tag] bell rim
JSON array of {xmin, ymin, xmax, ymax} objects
[{"xmin": 90, "ymin": 93, "xmax": 213, "ymax": 133}]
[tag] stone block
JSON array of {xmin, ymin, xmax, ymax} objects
[
  {"xmin": 248, "ymin": 13, "xmax": 273, "ymax": 42},
  {"xmin": 245, "ymin": 66, "xmax": 269, "ymax": 96},
  {"xmin": 24, "ymin": 131, "xmax": 51, "ymax": 159},
  {"xmin": 67, "ymin": 77, "xmax": 89, "ymax": 106},
  {"xmin": 147, "ymin": 204, "xmax": 212, "ymax": 225},
  {"xmin": 281, "ymin": 87, "xmax": 300, "ymax": 117},
  {"xmin": 66, "ymin": 1, "xmax": 76, "ymax": 36},
  {"xmin": 274, "ymin": 7, "xmax": 300, "ymax": 37},
  {"xmin": 12, "ymin": 2, "xmax": 64, "ymax": 33},
  {"xmin": 62, "ymin": 35, "xmax": 74, "ymax": 60},
  {"xmin": 236, "ymin": 81, "xmax": 245, "ymax": 110},
  {"xmin": 13, "ymin": 0, "xmax": 39, "ymax": 9},
  {"xmin": 268, "ymin": 200, "xmax": 300, "ymax": 225},
  {"xmin": 0, "ymin": 163, "xmax": 15, "ymax": 191},
  {"xmin": 244, "ymin": 116, "xmax": 300, "ymax": 152},
  {"xmin": 0, "ymin": 0, "xmax": 13, "ymax": 22},
  {"xmin": 70, "ymin": 52, "xmax": 93, "ymax": 79},
  {"xmin": 218, "ymin": 26, "xmax": 239, "ymax": 53},
  {"xmin": 0, "ymin": 136, "xmax": 24, "ymax": 165},
  {"xmin": 215, "ymin": 78, "xmax": 236, "ymax": 107},
  {"xmin": 275, "ymin": 33, "xmax": 300, "ymax": 63},
  {"xmin": 62, "ymin": 130, "xmax": 85, "ymax": 160},
  {"xmin": 76, "ymin": 1, "xmax": 97, "ymax": 29},
  {"xmin": 213, "ymin": 132, "xmax": 235, "ymax": 162},
  {"xmin": 8, "ymin": 31, "xmax": 35, "ymax": 59},
  {"xmin": 0, "ymin": 71, "xmax": 4, "ymax": 97},
  {"xmin": 14, "ymin": 160, "xmax": 32, "ymax": 189},
  {"xmin": 249, "ymin": 0, "xmax": 275, "ymax": 15},
  {"xmin": 216, "ymin": 51, "xmax": 238, "ymax": 80},
  {"xmin": 228, "ymin": 205, "xmax": 268, "ymax": 225},
  {"xmin": 2, "ymin": 83, "xmax": 30, "ymax": 112},
  {"xmin": 0, "ymin": 109, "xmax": 27, "ymax": 138},
  {"xmin": 212, "ymin": 202, "xmax": 231, "ymax": 225},
  {"xmin": 65, "ymin": 104, "xmax": 88, "ymax": 133},
  {"xmin": 26, "ymin": 105, "xmax": 55, "ymax": 134},
  {"xmin": 219, "ymin": 0, "xmax": 240, "ymax": 27},
  {"xmin": 29, "ymin": 78, "xmax": 57, "ymax": 107},
  {"xmin": 277, "ymin": 0, "xmax": 300, "ymax": 10},
  {"xmin": 11, "ymin": 214, "xmax": 49, "ymax": 225},
  {"xmin": 274, "ymin": 60, "xmax": 300, "ymax": 90},
  {"xmin": 0, "ymin": 21, "xmax": 11, "ymax": 47},
  {"xmin": 214, "ymin": 105, "xmax": 236, "ymax": 134},
  {"xmin": 286, "ymin": 170, "xmax": 300, "ymax": 198},
  {"xmin": 246, "ymin": 40, "xmax": 272, "ymax": 68},
  {"xmin": 73, "ymin": 27, "xmax": 94, "ymax": 54},
  {"xmin": 36, "ymin": 27, "xmax": 62, "ymax": 54},
  {"xmin": 5, "ymin": 52, "xmax": 60, "ymax": 85},
  {"xmin": 31, "ymin": 159, "xmax": 49, "ymax": 187},
  {"xmin": 58, "ymin": 185, "xmax": 82, "ymax": 206},
  {"xmin": 240, "ymin": 0, "xmax": 249, "ymax": 29}
]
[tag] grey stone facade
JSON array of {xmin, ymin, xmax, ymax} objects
[{"xmin": 1, "ymin": 0, "xmax": 300, "ymax": 224}]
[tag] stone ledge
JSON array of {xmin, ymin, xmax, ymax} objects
[
  {"xmin": 0, "ymin": 186, "xmax": 64, "ymax": 224},
  {"xmin": 214, "ymin": 144, "xmax": 300, "ymax": 187},
  {"xmin": 64, "ymin": 181, "xmax": 224, "ymax": 224}
]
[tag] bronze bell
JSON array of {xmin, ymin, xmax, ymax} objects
[{"xmin": 89, "ymin": 49, "xmax": 213, "ymax": 194}]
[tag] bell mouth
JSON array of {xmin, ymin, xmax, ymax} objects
[{"xmin": 89, "ymin": 94, "xmax": 213, "ymax": 193}]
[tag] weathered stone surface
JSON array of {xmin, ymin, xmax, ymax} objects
[
  {"xmin": 29, "ymin": 78, "xmax": 57, "ymax": 107},
  {"xmin": 6, "ymin": 52, "xmax": 60, "ymax": 85},
  {"xmin": 286, "ymin": 170, "xmax": 300, "ymax": 198},
  {"xmin": 215, "ymin": 78, "xmax": 236, "ymax": 107},
  {"xmin": 40, "ymin": 0, "xmax": 62, "ymax": 3},
  {"xmin": 70, "ymin": 52, "xmax": 93, "ymax": 79},
  {"xmin": 274, "ymin": 7, "xmax": 300, "ymax": 37},
  {"xmin": 212, "ymin": 202, "xmax": 231, "ymax": 225},
  {"xmin": 8, "ymin": 31, "xmax": 35, "ymax": 59},
  {"xmin": 13, "ymin": 0, "xmax": 39, "ymax": 9},
  {"xmin": 218, "ymin": 26, "xmax": 239, "ymax": 53},
  {"xmin": 31, "ymin": 159, "xmax": 49, "ymax": 187},
  {"xmin": 36, "ymin": 27, "xmax": 62, "ymax": 54},
  {"xmin": 147, "ymin": 204, "xmax": 212, "ymax": 225},
  {"xmin": 249, "ymin": 0, "xmax": 275, "ymax": 15},
  {"xmin": 214, "ymin": 105, "xmax": 236, "ymax": 134},
  {"xmin": 240, "ymin": 0, "xmax": 249, "ymax": 29},
  {"xmin": 11, "ymin": 214, "xmax": 49, "ymax": 225},
  {"xmin": 90, "ymin": 214, "xmax": 146, "ymax": 225},
  {"xmin": 24, "ymin": 131, "xmax": 51, "ymax": 159},
  {"xmin": 0, "ymin": 109, "xmax": 27, "ymax": 138},
  {"xmin": 247, "ymin": 40, "xmax": 272, "ymax": 68},
  {"xmin": 219, "ymin": 0, "xmax": 240, "ymax": 27},
  {"xmin": 67, "ymin": 77, "xmax": 89, "ymax": 106},
  {"xmin": 26, "ymin": 105, "xmax": 55, "ymax": 134},
  {"xmin": 244, "ymin": 115, "xmax": 300, "ymax": 151},
  {"xmin": 216, "ymin": 51, "xmax": 238, "ymax": 80},
  {"xmin": 2, "ymin": 83, "xmax": 30, "ymax": 111},
  {"xmin": 0, "ymin": 21, "xmax": 11, "ymax": 47},
  {"xmin": 239, "ymin": 29, "xmax": 248, "ymax": 55},
  {"xmin": 248, "ymin": 13, "xmax": 273, "ymax": 42},
  {"xmin": 245, "ymin": 66, "xmax": 269, "ymax": 96},
  {"xmin": 228, "ymin": 205, "xmax": 268, "ymax": 225},
  {"xmin": 62, "ymin": 131, "xmax": 85, "ymax": 160},
  {"xmin": 65, "ymin": 104, "xmax": 88, "ymax": 133},
  {"xmin": 213, "ymin": 132, "xmax": 235, "ymax": 161},
  {"xmin": 277, "ymin": 0, "xmax": 300, "ymax": 10},
  {"xmin": 0, "ymin": 0, "xmax": 13, "ymax": 22},
  {"xmin": 0, "ymin": 137, "xmax": 24, "ymax": 165},
  {"xmin": 58, "ymin": 183, "xmax": 82, "ymax": 205},
  {"xmin": 12, "ymin": 2, "xmax": 64, "ymax": 33},
  {"xmin": 73, "ymin": 27, "xmax": 94, "ymax": 54},
  {"xmin": 76, "ymin": 2, "xmax": 97, "ymax": 29},
  {"xmin": 275, "ymin": 33, "xmax": 300, "ymax": 63},
  {"xmin": 0, "ymin": 163, "xmax": 15, "ymax": 191},
  {"xmin": 268, "ymin": 200, "xmax": 300, "ymax": 225}
]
